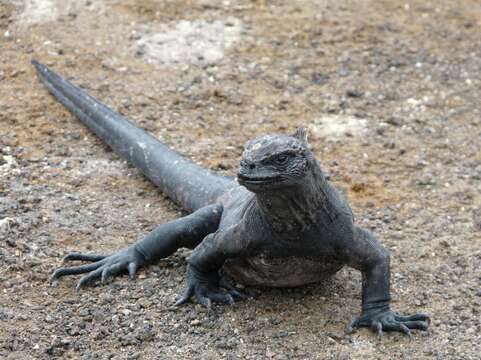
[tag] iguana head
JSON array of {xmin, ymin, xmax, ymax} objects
[{"xmin": 237, "ymin": 127, "xmax": 313, "ymax": 192}]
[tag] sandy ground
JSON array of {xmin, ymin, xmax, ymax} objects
[{"xmin": 1, "ymin": 0, "xmax": 480, "ymax": 359}]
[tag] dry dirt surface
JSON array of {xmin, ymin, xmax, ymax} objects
[{"xmin": 1, "ymin": 0, "xmax": 480, "ymax": 359}]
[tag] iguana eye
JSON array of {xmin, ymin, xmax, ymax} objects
[{"xmin": 276, "ymin": 154, "xmax": 289, "ymax": 165}]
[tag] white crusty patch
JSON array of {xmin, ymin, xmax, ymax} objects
[
  {"xmin": 12, "ymin": 0, "xmax": 105, "ymax": 26},
  {"xmin": 77, "ymin": 159, "xmax": 125, "ymax": 177},
  {"xmin": 16, "ymin": 0, "xmax": 58, "ymax": 25},
  {"xmin": 134, "ymin": 18, "xmax": 242, "ymax": 67},
  {"xmin": 308, "ymin": 115, "xmax": 368, "ymax": 141}
]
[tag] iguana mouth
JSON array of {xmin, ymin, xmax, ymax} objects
[{"xmin": 236, "ymin": 173, "xmax": 283, "ymax": 185}]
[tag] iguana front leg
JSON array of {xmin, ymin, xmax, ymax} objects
[
  {"xmin": 345, "ymin": 227, "xmax": 430, "ymax": 336},
  {"xmin": 51, "ymin": 204, "xmax": 223, "ymax": 289},
  {"xmin": 175, "ymin": 225, "xmax": 247, "ymax": 310}
]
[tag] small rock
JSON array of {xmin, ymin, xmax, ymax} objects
[
  {"xmin": 81, "ymin": 352, "xmax": 96, "ymax": 360},
  {"xmin": 190, "ymin": 319, "xmax": 201, "ymax": 326},
  {"xmin": 1, "ymin": 155, "xmax": 16, "ymax": 167},
  {"xmin": 327, "ymin": 336, "xmax": 337, "ymax": 344},
  {"xmin": 269, "ymin": 316, "xmax": 281, "ymax": 325},
  {"xmin": 10, "ymin": 69, "xmax": 25, "ymax": 78},
  {"xmin": 326, "ymin": 332, "xmax": 343, "ymax": 341},
  {"xmin": 136, "ymin": 325, "xmax": 155, "ymax": 342},
  {"xmin": 346, "ymin": 89, "xmax": 363, "ymax": 98},
  {"xmin": 386, "ymin": 117, "xmax": 401, "ymax": 126},
  {"xmin": 274, "ymin": 330, "xmax": 288, "ymax": 338},
  {"xmin": 311, "ymin": 73, "xmax": 329, "ymax": 85},
  {"xmin": 215, "ymin": 337, "xmax": 238, "ymax": 349},
  {"xmin": 79, "ymin": 309, "xmax": 90, "ymax": 317},
  {"xmin": 216, "ymin": 161, "xmax": 231, "ymax": 170},
  {"xmin": 384, "ymin": 140, "xmax": 396, "ymax": 149},
  {"xmin": 119, "ymin": 334, "xmax": 137, "ymax": 346},
  {"xmin": 127, "ymin": 352, "xmax": 141, "ymax": 360},
  {"xmin": 472, "ymin": 209, "xmax": 481, "ymax": 231},
  {"xmin": 6, "ymin": 238, "xmax": 16, "ymax": 247}
]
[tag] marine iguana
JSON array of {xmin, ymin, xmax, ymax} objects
[{"xmin": 33, "ymin": 60, "xmax": 430, "ymax": 336}]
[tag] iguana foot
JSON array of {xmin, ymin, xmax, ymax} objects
[
  {"xmin": 51, "ymin": 247, "xmax": 146, "ymax": 289},
  {"xmin": 347, "ymin": 309, "xmax": 430, "ymax": 337},
  {"xmin": 174, "ymin": 265, "xmax": 244, "ymax": 311}
]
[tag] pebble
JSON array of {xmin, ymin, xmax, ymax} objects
[
  {"xmin": 119, "ymin": 334, "xmax": 137, "ymax": 346},
  {"xmin": 127, "ymin": 352, "xmax": 142, "ymax": 360},
  {"xmin": 136, "ymin": 326, "xmax": 156, "ymax": 342},
  {"xmin": 327, "ymin": 336, "xmax": 337, "ymax": 344},
  {"xmin": 346, "ymin": 89, "xmax": 363, "ymax": 98},
  {"xmin": 274, "ymin": 330, "xmax": 289, "ymax": 338}
]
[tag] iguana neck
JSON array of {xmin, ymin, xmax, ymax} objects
[{"xmin": 255, "ymin": 166, "xmax": 336, "ymax": 233}]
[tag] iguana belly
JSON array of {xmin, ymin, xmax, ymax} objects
[{"xmin": 223, "ymin": 254, "xmax": 343, "ymax": 288}]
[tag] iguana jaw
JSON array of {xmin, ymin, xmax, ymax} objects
[{"xmin": 236, "ymin": 173, "xmax": 285, "ymax": 189}]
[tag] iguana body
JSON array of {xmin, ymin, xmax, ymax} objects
[{"xmin": 33, "ymin": 60, "xmax": 429, "ymax": 335}]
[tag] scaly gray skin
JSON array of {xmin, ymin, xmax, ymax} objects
[{"xmin": 33, "ymin": 60, "xmax": 430, "ymax": 336}]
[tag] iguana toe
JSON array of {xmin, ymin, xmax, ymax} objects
[{"xmin": 347, "ymin": 309, "xmax": 430, "ymax": 337}]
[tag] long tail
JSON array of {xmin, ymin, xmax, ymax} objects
[{"xmin": 32, "ymin": 60, "xmax": 233, "ymax": 212}]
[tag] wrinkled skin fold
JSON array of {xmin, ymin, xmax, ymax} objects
[{"xmin": 34, "ymin": 60, "xmax": 430, "ymax": 336}]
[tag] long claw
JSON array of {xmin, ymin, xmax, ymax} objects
[
  {"xmin": 51, "ymin": 261, "xmax": 105, "ymax": 282},
  {"xmin": 346, "ymin": 318, "xmax": 359, "ymax": 334},
  {"xmin": 403, "ymin": 320, "xmax": 429, "ymax": 330},
  {"xmin": 63, "ymin": 253, "xmax": 108, "ymax": 262},
  {"xmin": 219, "ymin": 278, "xmax": 245, "ymax": 300},
  {"xmin": 230, "ymin": 288, "xmax": 245, "ymax": 300},
  {"xmin": 197, "ymin": 296, "xmax": 212, "ymax": 312},
  {"xmin": 209, "ymin": 292, "xmax": 235, "ymax": 305},
  {"xmin": 226, "ymin": 293, "xmax": 235, "ymax": 306},
  {"xmin": 128, "ymin": 262, "xmax": 137, "ymax": 279},
  {"xmin": 75, "ymin": 267, "xmax": 104, "ymax": 290},
  {"xmin": 395, "ymin": 313, "xmax": 430, "ymax": 323},
  {"xmin": 100, "ymin": 267, "xmax": 109, "ymax": 284},
  {"xmin": 174, "ymin": 286, "xmax": 194, "ymax": 306},
  {"xmin": 383, "ymin": 322, "xmax": 412, "ymax": 337},
  {"xmin": 400, "ymin": 323, "xmax": 412, "ymax": 338},
  {"xmin": 100, "ymin": 263, "xmax": 125, "ymax": 284},
  {"xmin": 373, "ymin": 321, "xmax": 383, "ymax": 337}
]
